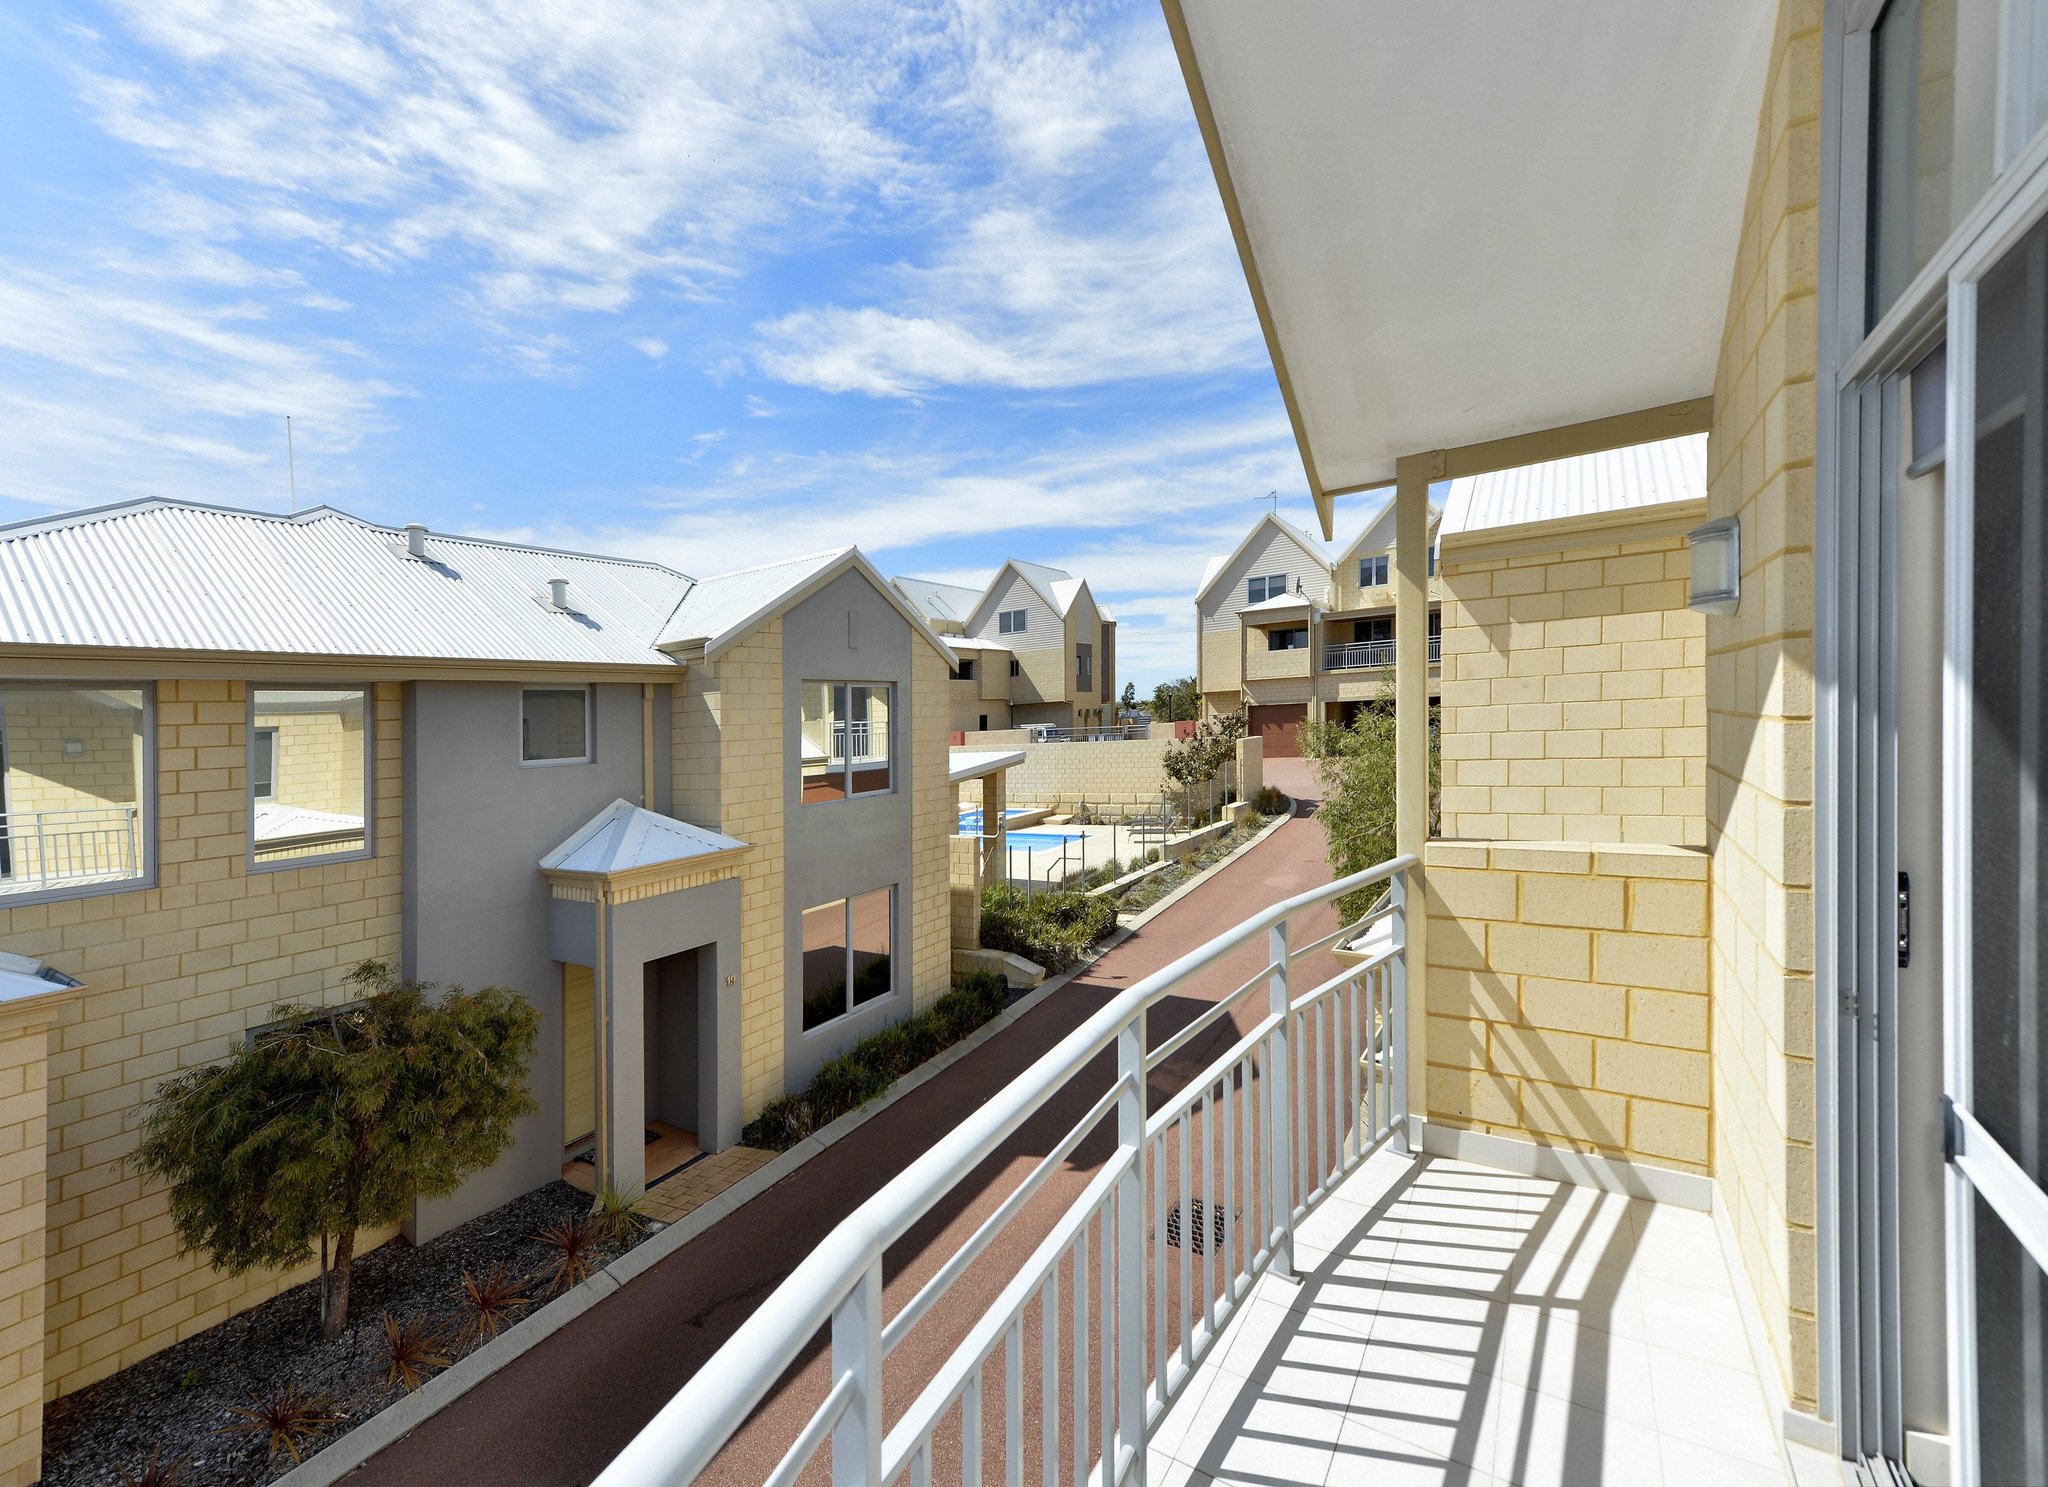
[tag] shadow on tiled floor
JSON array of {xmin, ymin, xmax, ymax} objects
[{"xmin": 1147, "ymin": 1148, "xmax": 1797, "ymax": 1487}]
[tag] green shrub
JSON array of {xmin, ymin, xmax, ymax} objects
[
  {"xmin": 979, "ymin": 885, "xmax": 1118, "ymax": 973},
  {"xmin": 1252, "ymin": 785, "xmax": 1290, "ymax": 816},
  {"xmin": 741, "ymin": 970, "xmax": 1016, "ymax": 1151}
]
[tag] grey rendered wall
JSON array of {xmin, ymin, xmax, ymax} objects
[
  {"xmin": 602, "ymin": 879, "xmax": 742, "ymax": 1155},
  {"xmin": 404, "ymin": 679, "xmax": 671, "ymax": 1241},
  {"xmin": 780, "ymin": 568, "xmax": 919, "ymax": 1089}
]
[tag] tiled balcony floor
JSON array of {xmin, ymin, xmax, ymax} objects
[{"xmin": 1148, "ymin": 1147, "xmax": 1812, "ymax": 1487}]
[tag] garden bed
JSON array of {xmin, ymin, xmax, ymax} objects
[
  {"xmin": 41, "ymin": 1180, "xmax": 644, "ymax": 1486},
  {"xmin": 1111, "ymin": 807, "xmax": 1286, "ymax": 916}
]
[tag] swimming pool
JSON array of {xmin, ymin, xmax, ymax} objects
[
  {"xmin": 957, "ymin": 807, "xmax": 1032, "ymax": 831},
  {"xmin": 1003, "ymin": 830, "xmax": 1086, "ymax": 849}
]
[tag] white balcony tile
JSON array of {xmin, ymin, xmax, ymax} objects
[
  {"xmin": 1656, "ymin": 1432, "xmax": 1793, "ymax": 1486},
  {"xmin": 1328, "ymin": 1414, "xmax": 1506, "ymax": 1487},
  {"xmin": 1489, "ymin": 1309, "xmax": 1660, "ymax": 1429},
  {"xmin": 1481, "ymin": 1379, "xmax": 1668, "ymax": 1487},
  {"xmin": 1643, "ymin": 1347, "xmax": 1781, "ymax": 1464}
]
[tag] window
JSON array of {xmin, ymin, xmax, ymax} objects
[
  {"xmin": 1076, "ymin": 643, "xmax": 1092, "ymax": 690},
  {"xmin": 1356, "ymin": 617, "xmax": 1393, "ymax": 644},
  {"xmin": 1266, "ymin": 628, "xmax": 1310, "ymax": 651},
  {"xmin": 251, "ymin": 687, "xmax": 370, "ymax": 867},
  {"xmin": 800, "ymin": 887, "xmax": 894, "ymax": 1031},
  {"xmin": 997, "ymin": 608, "xmax": 1028, "ymax": 634},
  {"xmin": 521, "ymin": 687, "xmax": 590, "ymax": 765},
  {"xmin": 1867, "ymin": 0, "xmax": 1998, "ymax": 325},
  {"xmin": 1358, "ymin": 555, "xmax": 1389, "ymax": 588},
  {"xmin": 251, "ymin": 728, "xmax": 278, "ymax": 801},
  {"xmin": 799, "ymin": 683, "xmax": 894, "ymax": 803},
  {"xmin": 0, "ymin": 684, "xmax": 150, "ymax": 898},
  {"xmin": 1009, "ymin": 658, "xmax": 1021, "ymax": 678},
  {"xmin": 952, "ymin": 659, "xmax": 976, "ymax": 682},
  {"xmin": 978, "ymin": 714, "xmax": 989, "ymax": 731},
  {"xmin": 1428, "ymin": 545, "xmax": 1438, "ymax": 577},
  {"xmin": 1246, "ymin": 573, "xmax": 1288, "ymax": 603}
]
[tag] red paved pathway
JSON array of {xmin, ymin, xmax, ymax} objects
[{"xmin": 350, "ymin": 772, "xmax": 1341, "ymax": 1487}]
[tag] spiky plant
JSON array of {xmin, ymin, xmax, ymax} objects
[
  {"xmin": 536, "ymin": 1214, "xmax": 599, "ymax": 1294},
  {"xmin": 381, "ymin": 1311, "xmax": 452, "ymax": 1391},
  {"xmin": 590, "ymin": 1184, "xmax": 647, "ymax": 1248},
  {"xmin": 118, "ymin": 1447, "xmax": 191, "ymax": 1486},
  {"xmin": 456, "ymin": 1264, "xmax": 531, "ymax": 1349},
  {"xmin": 219, "ymin": 1383, "xmax": 339, "ymax": 1465}
]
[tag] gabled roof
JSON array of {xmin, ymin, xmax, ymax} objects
[
  {"xmin": 1241, "ymin": 591, "xmax": 1316, "ymax": 616},
  {"xmin": 0, "ymin": 498, "xmax": 694, "ymax": 667},
  {"xmin": 1194, "ymin": 512, "xmax": 1332, "ymax": 606},
  {"xmin": 657, "ymin": 546, "xmax": 958, "ymax": 666},
  {"xmin": 540, "ymin": 798, "xmax": 748, "ymax": 877},
  {"xmin": 890, "ymin": 575, "xmax": 985, "ymax": 627},
  {"xmin": 1335, "ymin": 495, "xmax": 1443, "ymax": 568},
  {"xmin": 1439, "ymin": 433, "xmax": 1707, "ymax": 543}
]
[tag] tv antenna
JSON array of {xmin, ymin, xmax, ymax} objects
[
  {"xmin": 1263, "ymin": 489, "xmax": 1278, "ymax": 515},
  {"xmin": 285, "ymin": 415, "xmax": 299, "ymax": 513}
]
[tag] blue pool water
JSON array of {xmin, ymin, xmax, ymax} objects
[
  {"xmin": 1003, "ymin": 830, "xmax": 1087, "ymax": 849},
  {"xmin": 957, "ymin": 807, "xmax": 1031, "ymax": 831}
]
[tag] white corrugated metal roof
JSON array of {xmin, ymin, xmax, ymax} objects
[
  {"xmin": 891, "ymin": 576, "xmax": 984, "ymax": 626},
  {"xmin": 948, "ymin": 749, "xmax": 1025, "ymax": 783},
  {"xmin": 253, "ymin": 801, "xmax": 364, "ymax": 845},
  {"xmin": 1242, "ymin": 592, "xmax": 1315, "ymax": 616},
  {"xmin": 656, "ymin": 549, "xmax": 845, "ymax": 650},
  {"xmin": 540, "ymin": 798, "xmax": 749, "ymax": 876},
  {"xmin": 1439, "ymin": 433, "xmax": 1707, "ymax": 540},
  {"xmin": 0, "ymin": 499, "xmax": 694, "ymax": 667}
]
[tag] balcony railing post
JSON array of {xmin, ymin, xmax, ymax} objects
[
  {"xmin": 1388, "ymin": 873, "xmax": 1411, "ymax": 1155},
  {"xmin": 1115, "ymin": 1013, "xmax": 1146, "ymax": 1483},
  {"xmin": 1267, "ymin": 918, "xmax": 1294, "ymax": 1279},
  {"xmin": 831, "ymin": 1260, "xmax": 883, "ymax": 1485}
]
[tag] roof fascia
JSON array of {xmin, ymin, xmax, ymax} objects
[
  {"xmin": 0, "ymin": 646, "xmax": 687, "ymax": 682},
  {"xmin": 697, "ymin": 549, "xmax": 960, "ymax": 667},
  {"xmin": 1162, "ymin": 0, "xmax": 1331, "ymax": 537}
]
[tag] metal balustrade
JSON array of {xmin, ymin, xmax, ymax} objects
[
  {"xmin": 1322, "ymin": 636, "xmax": 1440, "ymax": 671},
  {"xmin": 0, "ymin": 806, "xmax": 142, "ymax": 890},
  {"xmin": 595, "ymin": 854, "xmax": 1415, "ymax": 1487}
]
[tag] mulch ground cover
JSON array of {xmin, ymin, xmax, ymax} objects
[{"xmin": 43, "ymin": 1180, "xmax": 642, "ymax": 1486}]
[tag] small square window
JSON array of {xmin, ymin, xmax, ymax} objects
[
  {"xmin": 1009, "ymin": 658, "xmax": 1021, "ymax": 678},
  {"xmin": 953, "ymin": 658, "xmax": 976, "ymax": 681},
  {"xmin": 997, "ymin": 608, "xmax": 1029, "ymax": 634},
  {"xmin": 521, "ymin": 687, "xmax": 590, "ymax": 765},
  {"xmin": 1358, "ymin": 555, "xmax": 1388, "ymax": 588},
  {"xmin": 1246, "ymin": 574, "xmax": 1288, "ymax": 604}
]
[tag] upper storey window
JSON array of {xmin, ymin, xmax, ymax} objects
[
  {"xmin": 997, "ymin": 609, "xmax": 1028, "ymax": 635},
  {"xmin": 0, "ymin": 684, "xmax": 151, "ymax": 901},
  {"xmin": 1246, "ymin": 574, "xmax": 1288, "ymax": 603},
  {"xmin": 521, "ymin": 686, "xmax": 590, "ymax": 765},
  {"xmin": 1358, "ymin": 555, "xmax": 1388, "ymax": 587},
  {"xmin": 800, "ymin": 683, "xmax": 894, "ymax": 803},
  {"xmin": 251, "ymin": 687, "xmax": 371, "ymax": 868}
]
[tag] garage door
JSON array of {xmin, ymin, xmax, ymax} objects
[{"xmin": 1249, "ymin": 703, "xmax": 1307, "ymax": 758}]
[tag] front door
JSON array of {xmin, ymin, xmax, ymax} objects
[{"xmin": 1946, "ymin": 208, "xmax": 2048, "ymax": 1485}]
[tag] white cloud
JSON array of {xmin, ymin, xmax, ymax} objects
[
  {"xmin": 76, "ymin": 0, "xmax": 922, "ymax": 317},
  {"xmin": 631, "ymin": 338, "xmax": 668, "ymax": 360}
]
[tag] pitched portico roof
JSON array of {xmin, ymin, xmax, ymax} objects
[{"xmin": 540, "ymin": 798, "xmax": 749, "ymax": 879}]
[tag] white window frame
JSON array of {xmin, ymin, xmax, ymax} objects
[
  {"xmin": 1358, "ymin": 555, "xmax": 1388, "ymax": 587},
  {"xmin": 0, "ymin": 680, "xmax": 156, "ymax": 907},
  {"xmin": 1819, "ymin": 6, "xmax": 2048, "ymax": 1476},
  {"xmin": 997, "ymin": 608, "xmax": 1028, "ymax": 635},
  {"xmin": 1246, "ymin": 573, "xmax": 1287, "ymax": 604},
  {"xmin": 247, "ymin": 684, "xmax": 375, "ymax": 874},
  {"xmin": 520, "ymin": 685, "xmax": 593, "ymax": 767}
]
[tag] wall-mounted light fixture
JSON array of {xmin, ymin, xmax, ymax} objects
[
  {"xmin": 1687, "ymin": 516, "xmax": 1741, "ymax": 616},
  {"xmin": 62, "ymin": 739, "xmax": 83, "ymax": 757}
]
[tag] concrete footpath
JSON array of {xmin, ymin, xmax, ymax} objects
[{"xmin": 347, "ymin": 762, "xmax": 1339, "ymax": 1486}]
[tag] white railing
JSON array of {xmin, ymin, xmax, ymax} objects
[
  {"xmin": 1322, "ymin": 636, "xmax": 1441, "ymax": 671},
  {"xmin": 0, "ymin": 806, "xmax": 141, "ymax": 889},
  {"xmin": 595, "ymin": 855, "xmax": 1416, "ymax": 1487},
  {"xmin": 832, "ymin": 720, "xmax": 873, "ymax": 759},
  {"xmin": 1031, "ymin": 724, "xmax": 1149, "ymax": 743}
]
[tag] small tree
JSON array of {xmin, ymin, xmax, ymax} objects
[
  {"xmin": 135, "ymin": 961, "xmax": 541, "ymax": 1339},
  {"xmin": 1119, "ymin": 681, "xmax": 1139, "ymax": 714},
  {"xmin": 1300, "ymin": 682, "xmax": 1441, "ymax": 920},
  {"xmin": 1150, "ymin": 676, "xmax": 1202, "ymax": 723},
  {"xmin": 1161, "ymin": 710, "xmax": 1246, "ymax": 820}
]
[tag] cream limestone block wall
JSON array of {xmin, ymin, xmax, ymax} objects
[
  {"xmin": 254, "ymin": 702, "xmax": 365, "ymax": 817},
  {"xmin": 0, "ymin": 991, "xmax": 67, "ymax": 1486},
  {"xmin": 0, "ymin": 679, "xmax": 404, "ymax": 1400},
  {"xmin": 910, "ymin": 645, "xmax": 953, "ymax": 1012},
  {"xmin": 1199, "ymin": 629, "xmax": 1241, "ymax": 697},
  {"xmin": 1436, "ymin": 534, "xmax": 1705, "ymax": 846},
  {"xmin": 672, "ymin": 624, "xmax": 788, "ymax": 1119},
  {"xmin": 1704, "ymin": 0, "xmax": 1822, "ymax": 1411},
  {"xmin": 1423, "ymin": 842, "xmax": 1711, "ymax": 1174}
]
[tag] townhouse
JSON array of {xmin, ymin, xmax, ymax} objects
[
  {"xmin": 0, "ymin": 498, "xmax": 960, "ymax": 1479},
  {"xmin": 1194, "ymin": 506, "xmax": 1443, "ymax": 754},
  {"xmin": 892, "ymin": 561, "xmax": 1116, "ymax": 733}
]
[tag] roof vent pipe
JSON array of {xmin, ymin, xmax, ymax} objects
[
  {"xmin": 549, "ymin": 577, "xmax": 571, "ymax": 610},
  {"xmin": 404, "ymin": 523, "xmax": 428, "ymax": 558}
]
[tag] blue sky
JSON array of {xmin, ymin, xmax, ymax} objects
[{"xmin": 0, "ymin": 1, "xmax": 1345, "ymax": 688}]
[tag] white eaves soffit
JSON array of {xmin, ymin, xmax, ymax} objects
[{"xmin": 1170, "ymin": 0, "xmax": 1774, "ymax": 512}]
